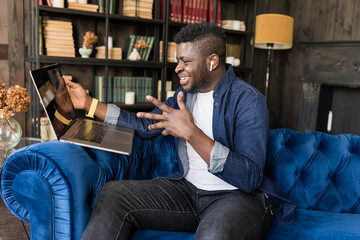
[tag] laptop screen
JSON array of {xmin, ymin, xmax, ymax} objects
[{"xmin": 30, "ymin": 64, "xmax": 76, "ymax": 137}]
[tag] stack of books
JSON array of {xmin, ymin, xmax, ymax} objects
[
  {"xmin": 157, "ymin": 80, "xmax": 172, "ymax": 101},
  {"xmin": 222, "ymin": 20, "xmax": 246, "ymax": 31},
  {"xmin": 159, "ymin": 41, "xmax": 177, "ymax": 62},
  {"xmin": 226, "ymin": 43, "xmax": 241, "ymax": 59},
  {"xmin": 123, "ymin": 35, "xmax": 155, "ymax": 61},
  {"xmin": 94, "ymin": 76, "xmax": 153, "ymax": 103},
  {"xmin": 123, "ymin": 0, "xmax": 154, "ymax": 19},
  {"xmin": 43, "ymin": 19, "xmax": 75, "ymax": 57},
  {"xmin": 96, "ymin": 46, "xmax": 123, "ymax": 60},
  {"xmin": 68, "ymin": 2, "xmax": 98, "ymax": 12}
]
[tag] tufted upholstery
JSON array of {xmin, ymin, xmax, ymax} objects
[
  {"xmin": 266, "ymin": 129, "xmax": 360, "ymax": 213},
  {"xmin": 265, "ymin": 129, "xmax": 360, "ymax": 240},
  {"xmin": 1, "ymin": 129, "xmax": 360, "ymax": 240}
]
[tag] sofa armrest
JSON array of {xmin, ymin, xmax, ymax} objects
[{"xmin": 0, "ymin": 140, "xmax": 106, "ymax": 240}]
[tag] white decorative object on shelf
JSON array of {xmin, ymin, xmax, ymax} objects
[
  {"xmin": 79, "ymin": 46, "xmax": 92, "ymax": 58},
  {"xmin": 125, "ymin": 92, "xmax": 135, "ymax": 104},
  {"xmin": 128, "ymin": 48, "xmax": 141, "ymax": 61}
]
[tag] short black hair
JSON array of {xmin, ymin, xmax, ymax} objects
[{"xmin": 174, "ymin": 22, "xmax": 226, "ymax": 62}]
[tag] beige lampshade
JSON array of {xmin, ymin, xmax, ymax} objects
[{"xmin": 255, "ymin": 14, "xmax": 294, "ymax": 50}]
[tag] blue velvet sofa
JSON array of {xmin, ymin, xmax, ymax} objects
[{"xmin": 1, "ymin": 129, "xmax": 360, "ymax": 240}]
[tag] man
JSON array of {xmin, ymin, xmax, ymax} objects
[{"xmin": 65, "ymin": 22, "xmax": 294, "ymax": 240}]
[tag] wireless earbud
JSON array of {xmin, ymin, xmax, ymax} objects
[{"xmin": 210, "ymin": 60, "xmax": 214, "ymax": 72}]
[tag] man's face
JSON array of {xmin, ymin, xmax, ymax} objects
[{"xmin": 175, "ymin": 42, "xmax": 210, "ymax": 93}]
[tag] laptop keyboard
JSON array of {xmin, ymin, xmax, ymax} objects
[{"xmin": 72, "ymin": 121, "xmax": 108, "ymax": 144}]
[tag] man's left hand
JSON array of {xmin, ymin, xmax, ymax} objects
[{"xmin": 136, "ymin": 91, "xmax": 196, "ymax": 140}]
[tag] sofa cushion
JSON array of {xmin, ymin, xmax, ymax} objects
[{"xmin": 266, "ymin": 209, "xmax": 360, "ymax": 240}]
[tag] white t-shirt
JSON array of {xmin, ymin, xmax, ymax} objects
[{"xmin": 185, "ymin": 91, "xmax": 237, "ymax": 191}]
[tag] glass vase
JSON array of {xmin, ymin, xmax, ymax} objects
[{"xmin": 0, "ymin": 117, "xmax": 22, "ymax": 149}]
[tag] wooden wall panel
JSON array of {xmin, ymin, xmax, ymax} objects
[
  {"xmin": 334, "ymin": 0, "xmax": 355, "ymax": 41},
  {"xmin": 351, "ymin": 1, "xmax": 360, "ymax": 40},
  {"xmin": 0, "ymin": 60, "xmax": 9, "ymax": 82},
  {"xmin": 7, "ymin": 0, "xmax": 26, "ymax": 130},
  {"xmin": 312, "ymin": 0, "xmax": 337, "ymax": 41},
  {"xmin": 0, "ymin": 0, "xmax": 8, "ymax": 44},
  {"xmin": 279, "ymin": 0, "xmax": 312, "ymax": 129}
]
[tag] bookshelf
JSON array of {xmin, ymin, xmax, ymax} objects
[{"xmin": 28, "ymin": 0, "xmax": 257, "ymax": 137}]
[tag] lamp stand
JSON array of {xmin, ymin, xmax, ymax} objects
[{"xmin": 265, "ymin": 43, "xmax": 274, "ymax": 100}]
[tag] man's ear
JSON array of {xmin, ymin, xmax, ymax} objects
[{"xmin": 207, "ymin": 54, "xmax": 219, "ymax": 72}]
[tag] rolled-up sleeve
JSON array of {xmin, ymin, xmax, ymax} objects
[
  {"xmin": 208, "ymin": 141, "xmax": 230, "ymax": 173},
  {"xmin": 104, "ymin": 104, "xmax": 120, "ymax": 125}
]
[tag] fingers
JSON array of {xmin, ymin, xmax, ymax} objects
[
  {"xmin": 177, "ymin": 91, "xmax": 186, "ymax": 109},
  {"xmin": 58, "ymin": 77, "xmax": 65, "ymax": 89},
  {"xmin": 147, "ymin": 122, "xmax": 164, "ymax": 130},
  {"xmin": 63, "ymin": 77, "xmax": 78, "ymax": 87},
  {"xmin": 137, "ymin": 112, "xmax": 164, "ymax": 121},
  {"xmin": 146, "ymin": 95, "xmax": 172, "ymax": 112}
]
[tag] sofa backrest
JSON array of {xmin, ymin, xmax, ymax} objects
[
  {"xmin": 266, "ymin": 129, "xmax": 360, "ymax": 214},
  {"xmin": 85, "ymin": 135, "xmax": 178, "ymax": 182}
]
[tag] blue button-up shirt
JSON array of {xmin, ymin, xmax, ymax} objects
[{"xmin": 105, "ymin": 65, "xmax": 296, "ymax": 224}]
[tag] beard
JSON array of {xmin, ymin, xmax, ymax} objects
[{"xmin": 186, "ymin": 62, "xmax": 209, "ymax": 93}]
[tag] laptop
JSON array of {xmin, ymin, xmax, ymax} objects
[{"xmin": 30, "ymin": 63, "xmax": 135, "ymax": 155}]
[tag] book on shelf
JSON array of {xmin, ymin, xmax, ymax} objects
[
  {"xmin": 45, "ymin": 38, "xmax": 74, "ymax": 46},
  {"xmin": 109, "ymin": 0, "xmax": 116, "ymax": 14},
  {"xmin": 124, "ymin": 35, "xmax": 154, "ymax": 61},
  {"xmin": 123, "ymin": 0, "xmax": 154, "ymax": 19},
  {"xmin": 96, "ymin": 46, "xmax": 122, "ymax": 60},
  {"xmin": 226, "ymin": 43, "xmax": 241, "ymax": 59},
  {"xmin": 46, "ymin": 46, "xmax": 75, "ymax": 52},
  {"xmin": 43, "ymin": 26, "xmax": 73, "ymax": 32},
  {"xmin": 174, "ymin": 0, "xmax": 220, "ymax": 24},
  {"xmin": 143, "ymin": 36, "xmax": 154, "ymax": 61},
  {"xmin": 34, "ymin": 0, "xmax": 51, "ymax": 7},
  {"xmin": 159, "ymin": 41, "xmax": 177, "ymax": 62},
  {"xmin": 43, "ymin": 19, "xmax": 72, "ymax": 27},
  {"xmin": 68, "ymin": 3, "xmax": 99, "ymax": 12},
  {"xmin": 170, "ymin": 0, "xmax": 182, "ymax": 23},
  {"xmin": 157, "ymin": 80, "xmax": 172, "ymax": 100},
  {"xmin": 39, "ymin": 16, "xmax": 44, "ymax": 55},
  {"xmin": 95, "ymin": 75, "xmax": 153, "ymax": 103},
  {"xmin": 44, "ymin": 31, "xmax": 73, "ymax": 37},
  {"xmin": 43, "ymin": 24, "xmax": 73, "ymax": 30},
  {"xmin": 46, "ymin": 50, "xmax": 75, "ymax": 57},
  {"xmin": 94, "ymin": 76, "xmax": 113, "ymax": 102},
  {"xmin": 97, "ymin": 0, "xmax": 115, "ymax": 13},
  {"xmin": 43, "ymin": 19, "xmax": 75, "ymax": 57},
  {"xmin": 208, "ymin": 0, "xmax": 222, "ymax": 26}
]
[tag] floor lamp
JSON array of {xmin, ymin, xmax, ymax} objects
[{"xmin": 254, "ymin": 14, "xmax": 294, "ymax": 100}]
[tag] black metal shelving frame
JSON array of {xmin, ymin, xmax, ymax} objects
[{"xmin": 28, "ymin": 0, "xmax": 257, "ymax": 137}]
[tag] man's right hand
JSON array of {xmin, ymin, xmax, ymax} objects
[
  {"xmin": 63, "ymin": 77, "xmax": 92, "ymax": 111},
  {"xmin": 63, "ymin": 77, "xmax": 107, "ymax": 120}
]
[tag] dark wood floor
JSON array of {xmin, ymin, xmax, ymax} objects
[{"xmin": 0, "ymin": 198, "xmax": 30, "ymax": 240}]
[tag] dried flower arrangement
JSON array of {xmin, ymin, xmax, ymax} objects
[
  {"xmin": 134, "ymin": 39, "xmax": 147, "ymax": 49},
  {"xmin": 82, "ymin": 31, "xmax": 99, "ymax": 49},
  {"xmin": 0, "ymin": 80, "xmax": 31, "ymax": 119}
]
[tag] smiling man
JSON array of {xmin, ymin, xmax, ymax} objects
[{"xmin": 65, "ymin": 22, "xmax": 294, "ymax": 240}]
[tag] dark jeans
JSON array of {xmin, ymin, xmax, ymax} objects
[{"xmin": 82, "ymin": 178, "xmax": 274, "ymax": 240}]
